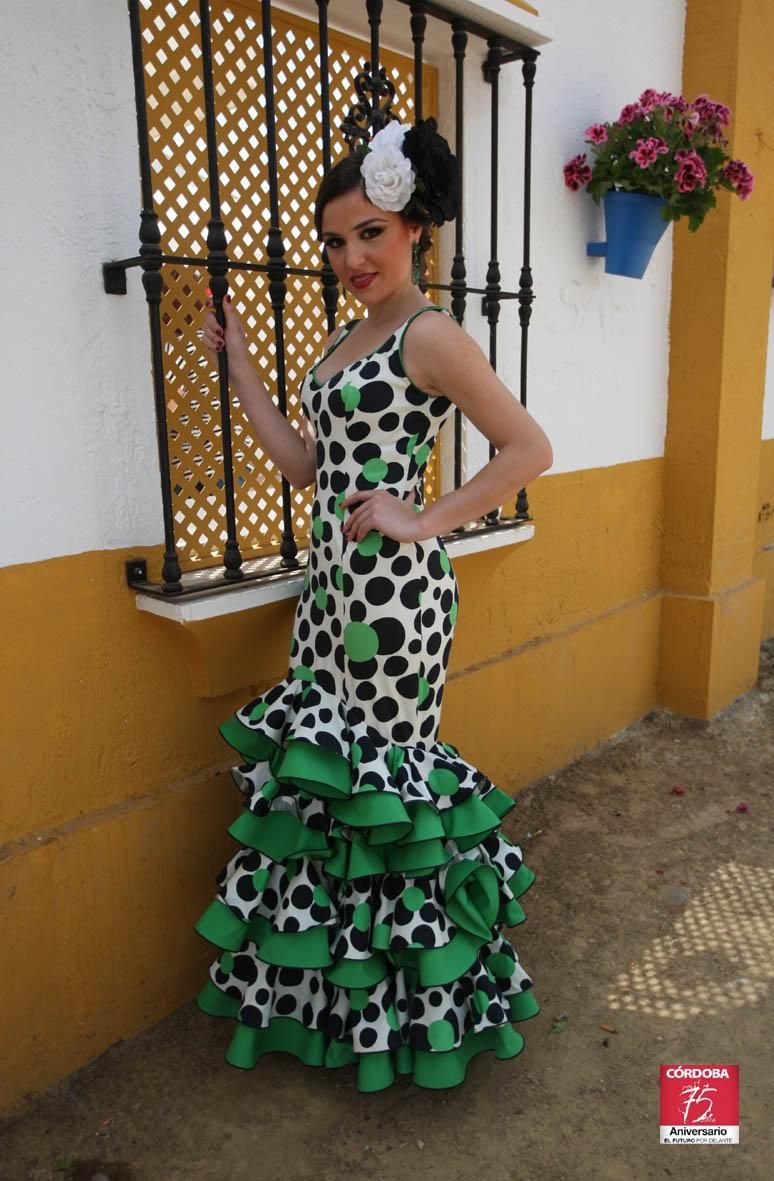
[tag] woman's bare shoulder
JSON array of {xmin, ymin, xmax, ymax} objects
[{"xmin": 402, "ymin": 307, "xmax": 472, "ymax": 395}]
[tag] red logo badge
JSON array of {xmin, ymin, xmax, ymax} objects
[{"xmin": 660, "ymin": 1064, "xmax": 739, "ymax": 1144}]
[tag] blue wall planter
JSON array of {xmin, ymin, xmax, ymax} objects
[{"xmin": 587, "ymin": 190, "xmax": 671, "ymax": 279}]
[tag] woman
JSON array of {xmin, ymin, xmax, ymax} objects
[{"xmin": 196, "ymin": 117, "xmax": 553, "ymax": 1092}]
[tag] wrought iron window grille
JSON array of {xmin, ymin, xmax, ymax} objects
[{"xmin": 105, "ymin": 0, "xmax": 539, "ymax": 598}]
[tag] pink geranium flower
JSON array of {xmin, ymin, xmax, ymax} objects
[
  {"xmin": 618, "ymin": 102, "xmax": 643, "ymax": 125},
  {"xmin": 563, "ymin": 152, "xmax": 593, "ymax": 191},
  {"xmin": 585, "ymin": 122, "xmax": 608, "ymax": 144},
  {"xmin": 721, "ymin": 158, "xmax": 755, "ymax": 200},
  {"xmin": 638, "ymin": 88, "xmax": 661, "ymax": 112},
  {"xmin": 674, "ymin": 147, "xmax": 708, "ymax": 192},
  {"xmin": 629, "ymin": 136, "xmax": 670, "ymax": 167}
]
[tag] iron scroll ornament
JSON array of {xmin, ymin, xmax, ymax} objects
[{"xmin": 340, "ymin": 62, "xmax": 397, "ymax": 150}]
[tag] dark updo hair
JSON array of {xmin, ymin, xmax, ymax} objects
[{"xmin": 314, "ymin": 153, "xmax": 433, "ymax": 279}]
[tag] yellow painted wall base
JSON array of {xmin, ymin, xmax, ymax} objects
[
  {"xmin": 658, "ymin": 577, "xmax": 766, "ymax": 717},
  {"xmin": 755, "ymin": 438, "xmax": 774, "ymax": 640}
]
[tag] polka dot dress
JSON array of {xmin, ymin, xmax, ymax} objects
[{"xmin": 194, "ymin": 303, "xmax": 540, "ymax": 1091}]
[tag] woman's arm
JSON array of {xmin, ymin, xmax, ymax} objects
[
  {"xmin": 402, "ymin": 313, "xmax": 554, "ymax": 539},
  {"xmin": 204, "ymin": 298, "xmax": 339, "ymax": 490},
  {"xmin": 228, "ymin": 350, "xmax": 318, "ymax": 490}
]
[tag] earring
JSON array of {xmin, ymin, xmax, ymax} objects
[{"xmin": 411, "ymin": 241, "xmax": 421, "ymax": 285}]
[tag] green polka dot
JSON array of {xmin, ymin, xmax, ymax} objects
[
  {"xmin": 312, "ymin": 514, "xmax": 324, "ymax": 539},
  {"xmin": 486, "ymin": 952, "xmax": 515, "ymax": 979},
  {"xmin": 450, "ymin": 599, "xmax": 458, "ymax": 625},
  {"xmin": 428, "ymin": 767, "xmax": 462, "ymax": 796},
  {"xmin": 428, "ymin": 1019, "xmax": 456, "ymax": 1051},
  {"xmin": 407, "ymin": 432, "xmax": 418, "ymax": 455},
  {"xmin": 313, "ymin": 884, "xmax": 331, "ymax": 909},
  {"xmin": 362, "ymin": 456, "xmax": 389, "ymax": 483},
  {"xmin": 303, "ymin": 566, "xmax": 310, "ymax": 589},
  {"xmin": 262, "ymin": 778, "xmax": 280, "ymax": 802},
  {"xmin": 413, "ymin": 504, "xmax": 422, "ymax": 513},
  {"xmin": 440, "ymin": 549, "xmax": 451, "ymax": 573},
  {"xmin": 219, "ymin": 951, "xmax": 235, "ymax": 974},
  {"xmin": 357, "ymin": 531, "xmax": 383, "ymax": 556},
  {"xmin": 350, "ymin": 988, "xmax": 369, "ymax": 1011},
  {"xmin": 353, "ymin": 903, "xmax": 372, "ymax": 931},
  {"xmin": 418, "ymin": 676, "xmax": 429, "ymax": 706},
  {"xmin": 374, "ymin": 922, "xmax": 392, "ymax": 945},
  {"xmin": 402, "ymin": 886, "xmax": 425, "ymax": 912},
  {"xmin": 386, "ymin": 745, "xmax": 405, "ymax": 774},
  {"xmin": 414, "ymin": 443, "xmax": 431, "ymax": 467},
  {"xmin": 441, "ymin": 742, "xmax": 458, "ymax": 756},
  {"xmin": 248, "ymin": 700, "xmax": 269, "ymax": 721},
  {"xmin": 387, "ymin": 1004, "xmax": 401, "ymax": 1031},
  {"xmin": 334, "ymin": 495, "xmax": 346, "ymax": 521},
  {"xmin": 291, "ymin": 664, "xmax": 315, "ymax": 683},
  {"xmin": 343, "ymin": 620, "xmax": 379, "ymax": 662},
  {"xmin": 342, "ymin": 381, "xmax": 361, "ymax": 410},
  {"xmin": 351, "ymin": 740, "xmax": 362, "ymax": 769},
  {"xmin": 314, "ymin": 586, "xmax": 328, "ymax": 610},
  {"xmin": 473, "ymin": 989, "xmax": 491, "ymax": 1015},
  {"xmin": 251, "ymin": 867, "xmax": 270, "ymax": 892},
  {"xmin": 333, "ymin": 564, "xmax": 343, "ymax": 590}
]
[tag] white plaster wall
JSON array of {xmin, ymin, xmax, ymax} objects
[
  {"xmin": 763, "ymin": 293, "xmax": 774, "ymax": 440},
  {"xmin": 0, "ymin": 1, "xmax": 161, "ymax": 569},
  {"xmin": 0, "ymin": 0, "xmax": 685, "ymax": 569},
  {"xmin": 518, "ymin": 0, "xmax": 685, "ymax": 471}
]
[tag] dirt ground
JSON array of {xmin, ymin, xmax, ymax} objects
[{"xmin": 2, "ymin": 640, "xmax": 773, "ymax": 1181}]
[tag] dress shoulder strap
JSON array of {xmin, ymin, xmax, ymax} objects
[
  {"xmin": 397, "ymin": 304, "xmax": 454, "ymax": 350},
  {"xmin": 323, "ymin": 317, "xmax": 358, "ymax": 357}
]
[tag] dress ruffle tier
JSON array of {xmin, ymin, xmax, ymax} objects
[{"xmin": 194, "ymin": 671, "xmax": 539, "ymax": 1092}]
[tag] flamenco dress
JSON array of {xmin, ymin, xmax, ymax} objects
[{"xmin": 194, "ymin": 303, "xmax": 540, "ymax": 1091}]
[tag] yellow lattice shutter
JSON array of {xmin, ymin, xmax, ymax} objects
[{"xmin": 140, "ymin": 0, "xmax": 439, "ymax": 571}]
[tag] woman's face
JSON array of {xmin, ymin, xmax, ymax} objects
[{"xmin": 320, "ymin": 185, "xmax": 419, "ymax": 305}]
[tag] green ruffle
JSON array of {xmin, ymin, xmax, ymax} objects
[
  {"xmin": 221, "ymin": 712, "xmax": 514, "ymax": 858},
  {"xmin": 195, "ymin": 851, "xmax": 536, "ymax": 988},
  {"xmin": 195, "ymin": 979, "xmax": 540, "ymax": 1092},
  {"xmin": 201, "ymin": 685, "xmax": 540, "ymax": 1090}
]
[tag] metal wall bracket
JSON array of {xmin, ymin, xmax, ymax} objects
[
  {"xmin": 103, "ymin": 261, "xmax": 128, "ymax": 295},
  {"xmin": 126, "ymin": 558, "xmax": 148, "ymax": 587}
]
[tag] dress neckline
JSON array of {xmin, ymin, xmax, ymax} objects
[{"xmin": 309, "ymin": 305, "xmax": 440, "ymax": 390}]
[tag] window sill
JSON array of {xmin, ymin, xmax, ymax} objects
[
  {"xmin": 136, "ymin": 519, "xmax": 535, "ymax": 623},
  {"xmin": 438, "ymin": 0, "xmax": 554, "ymax": 47},
  {"xmin": 134, "ymin": 519, "xmax": 535, "ymax": 698}
]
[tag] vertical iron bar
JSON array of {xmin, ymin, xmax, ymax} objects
[
  {"xmin": 199, "ymin": 0, "xmax": 244, "ymax": 581},
  {"xmin": 483, "ymin": 37, "xmax": 504, "ymax": 524},
  {"xmin": 127, "ymin": 0, "xmax": 182, "ymax": 594},
  {"xmin": 516, "ymin": 52, "xmax": 538, "ymax": 520},
  {"xmin": 366, "ymin": 0, "xmax": 383, "ymax": 84},
  {"xmin": 316, "ymin": 0, "xmax": 339, "ymax": 334},
  {"xmin": 450, "ymin": 21, "xmax": 468, "ymax": 509},
  {"xmin": 410, "ymin": 2, "xmax": 427, "ymax": 122},
  {"xmin": 260, "ymin": 0, "xmax": 299, "ymax": 568}
]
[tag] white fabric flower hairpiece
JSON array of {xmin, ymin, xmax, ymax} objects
[{"xmin": 359, "ymin": 121, "xmax": 416, "ymax": 213}]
